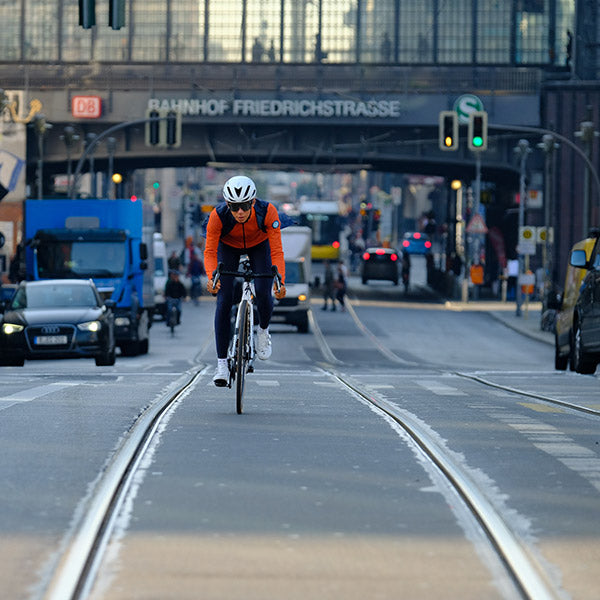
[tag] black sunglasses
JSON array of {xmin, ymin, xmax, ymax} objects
[{"xmin": 227, "ymin": 200, "xmax": 253, "ymax": 212}]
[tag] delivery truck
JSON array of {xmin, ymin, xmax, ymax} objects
[
  {"xmin": 24, "ymin": 198, "xmax": 154, "ymax": 356},
  {"xmin": 272, "ymin": 225, "xmax": 312, "ymax": 333}
]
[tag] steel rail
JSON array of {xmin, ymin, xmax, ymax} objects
[
  {"xmin": 455, "ymin": 372, "xmax": 600, "ymax": 417},
  {"xmin": 331, "ymin": 371, "xmax": 562, "ymax": 600},
  {"xmin": 42, "ymin": 367, "xmax": 207, "ymax": 600}
]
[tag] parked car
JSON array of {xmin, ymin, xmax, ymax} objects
[
  {"xmin": 361, "ymin": 247, "xmax": 399, "ymax": 285},
  {"xmin": 0, "ymin": 279, "xmax": 116, "ymax": 367},
  {"xmin": 555, "ymin": 232, "xmax": 600, "ymax": 374},
  {"xmin": 402, "ymin": 232, "xmax": 432, "ymax": 255}
]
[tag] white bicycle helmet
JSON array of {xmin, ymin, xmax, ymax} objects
[{"xmin": 222, "ymin": 175, "xmax": 257, "ymax": 203}]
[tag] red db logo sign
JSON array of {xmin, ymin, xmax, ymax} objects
[{"xmin": 72, "ymin": 95, "xmax": 102, "ymax": 119}]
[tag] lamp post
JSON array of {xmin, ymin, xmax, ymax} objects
[
  {"xmin": 33, "ymin": 114, "xmax": 52, "ymax": 200},
  {"xmin": 106, "ymin": 136, "xmax": 117, "ymax": 199},
  {"xmin": 513, "ymin": 139, "xmax": 532, "ymax": 317},
  {"xmin": 537, "ymin": 134, "xmax": 559, "ymax": 313},
  {"xmin": 574, "ymin": 107, "xmax": 599, "ymax": 237},
  {"xmin": 60, "ymin": 126, "xmax": 80, "ymax": 190},
  {"xmin": 86, "ymin": 133, "xmax": 98, "ymax": 197}
]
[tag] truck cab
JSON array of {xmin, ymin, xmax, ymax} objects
[{"xmin": 24, "ymin": 199, "xmax": 154, "ymax": 356}]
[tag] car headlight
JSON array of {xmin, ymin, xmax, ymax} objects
[
  {"xmin": 115, "ymin": 317, "xmax": 130, "ymax": 327},
  {"xmin": 298, "ymin": 294, "xmax": 308, "ymax": 303},
  {"xmin": 77, "ymin": 320, "xmax": 101, "ymax": 332},
  {"xmin": 2, "ymin": 323, "xmax": 24, "ymax": 334}
]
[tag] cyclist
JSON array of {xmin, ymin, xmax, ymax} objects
[
  {"xmin": 205, "ymin": 175, "xmax": 286, "ymax": 386},
  {"xmin": 164, "ymin": 269, "xmax": 187, "ymax": 325}
]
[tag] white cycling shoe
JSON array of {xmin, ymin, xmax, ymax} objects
[
  {"xmin": 256, "ymin": 327, "xmax": 272, "ymax": 360},
  {"xmin": 213, "ymin": 361, "xmax": 229, "ymax": 387}
]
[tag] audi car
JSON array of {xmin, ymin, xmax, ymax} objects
[
  {"xmin": 360, "ymin": 247, "xmax": 400, "ymax": 285},
  {"xmin": 0, "ymin": 279, "xmax": 116, "ymax": 366}
]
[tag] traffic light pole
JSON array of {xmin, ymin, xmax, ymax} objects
[{"xmin": 67, "ymin": 115, "xmax": 177, "ymax": 199}]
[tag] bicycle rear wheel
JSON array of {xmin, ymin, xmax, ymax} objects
[{"xmin": 235, "ymin": 299, "xmax": 251, "ymax": 414}]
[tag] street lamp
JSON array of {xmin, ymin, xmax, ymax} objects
[
  {"xmin": 537, "ymin": 133, "xmax": 559, "ymax": 315},
  {"xmin": 32, "ymin": 114, "xmax": 52, "ymax": 199},
  {"xmin": 60, "ymin": 126, "xmax": 80, "ymax": 190},
  {"xmin": 106, "ymin": 136, "xmax": 117, "ymax": 199},
  {"xmin": 86, "ymin": 132, "xmax": 98, "ymax": 197},
  {"xmin": 574, "ymin": 107, "xmax": 599, "ymax": 237},
  {"xmin": 513, "ymin": 139, "xmax": 532, "ymax": 317}
]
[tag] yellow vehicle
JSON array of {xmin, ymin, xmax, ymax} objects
[{"xmin": 554, "ymin": 232, "xmax": 600, "ymax": 373}]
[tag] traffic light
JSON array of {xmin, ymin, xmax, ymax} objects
[
  {"xmin": 79, "ymin": 0, "xmax": 96, "ymax": 28},
  {"xmin": 439, "ymin": 111, "xmax": 458, "ymax": 151},
  {"xmin": 108, "ymin": 0, "xmax": 126, "ymax": 29},
  {"xmin": 468, "ymin": 111, "xmax": 488, "ymax": 151},
  {"xmin": 144, "ymin": 109, "xmax": 160, "ymax": 146},
  {"xmin": 165, "ymin": 110, "xmax": 182, "ymax": 147}
]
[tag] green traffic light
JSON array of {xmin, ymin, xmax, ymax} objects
[
  {"xmin": 153, "ymin": 182, "xmax": 160, "ymax": 189},
  {"xmin": 472, "ymin": 136, "xmax": 483, "ymax": 147}
]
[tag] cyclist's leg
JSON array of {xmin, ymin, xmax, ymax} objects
[
  {"xmin": 248, "ymin": 240, "xmax": 273, "ymax": 329},
  {"xmin": 214, "ymin": 243, "xmax": 241, "ymax": 359}
]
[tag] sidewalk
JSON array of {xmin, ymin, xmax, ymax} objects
[{"xmin": 443, "ymin": 300, "xmax": 553, "ymax": 346}]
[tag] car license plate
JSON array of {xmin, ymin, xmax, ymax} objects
[{"xmin": 34, "ymin": 335, "xmax": 68, "ymax": 345}]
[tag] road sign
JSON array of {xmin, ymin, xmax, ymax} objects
[
  {"xmin": 537, "ymin": 226, "xmax": 554, "ymax": 243},
  {"xmin": 71, "ymin": 95, "xmax": 102, "ymax": 119},
  {"xmin": 453, "ymin": 94, "xmax": 484, "ymax": 125},
  {"xmin": 465, "ymin": 213, "xmax": 488, "ymax": 234}
]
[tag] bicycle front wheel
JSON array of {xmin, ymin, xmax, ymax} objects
[{"xmin": 235, "ymin": 299, "xmax": 251, "ymax": 414}]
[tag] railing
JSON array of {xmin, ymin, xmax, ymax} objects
[{"xmin": 0, "ymin": 63, "xmax": 546, "ymax": 94}]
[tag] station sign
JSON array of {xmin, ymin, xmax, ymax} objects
[{"xmin": 72, "ymin": 95, "xmax": 102, "ymax": 119}]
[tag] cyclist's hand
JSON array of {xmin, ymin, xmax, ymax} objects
[
  {"xmin": 207, "ymin": 279, "xmax": 220, "ymax": 295},
  {"xmin": 274, "ymin": 284, "xmax": 286, "ymax": 300}
]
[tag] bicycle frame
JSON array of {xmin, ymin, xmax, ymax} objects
[{"xmin": 228, "ymin": 277, "xmax": 256, "ymax": 386}]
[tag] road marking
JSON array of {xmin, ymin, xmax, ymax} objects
[
  {"xmin": 416, "ymin": 380, "xmax": 466, "ymax": 396},
  {"xmin": 0, "ymin": 382, "xmax": 79, "ymax": 411},
  {"xmin": 491, "ymin": 410, "xmax": 600, "ymax": 492},
  {"xmin": 518, "ymin": 402, "xmax": 564, "ymax": 413},
  {"xmin": 254, "ymin": 380, "xmax": 280, "ymax": 387}
]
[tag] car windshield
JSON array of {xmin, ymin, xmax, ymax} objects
[
  {"xmin": 284, "ymin": 262, "xmax": 305, "ymax": 284},
  {"xmin": 37, "ymin": 241, "xmax": 126, "ymax": 278},
  {"xmin": 11, "ymin": 284, "xmax": 98, "ymax": 309}
]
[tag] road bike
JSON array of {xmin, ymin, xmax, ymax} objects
[{"xmin": 213, "ymin": 259, "xmax": 281, "ymax": 414}]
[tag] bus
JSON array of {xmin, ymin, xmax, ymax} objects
[{"xmin": 297, "ymin": 200, "xmax": 345, "ymax": 260}]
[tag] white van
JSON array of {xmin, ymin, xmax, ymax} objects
[{"xmin": 153, "ymin": 232, "xmax": 168, "ymax": 319}]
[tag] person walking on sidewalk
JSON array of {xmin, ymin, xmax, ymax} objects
[
  {"xmin": 334, "ymin": 260, "xmax": 348, "ymax": 311},
  {"xmin": 321, "ymin": 260, "xmax": 336, "ymax": 310}
]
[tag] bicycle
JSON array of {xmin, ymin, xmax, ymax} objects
[
  {"xmin": 213, "ymin": 259, "xmax": 281, "ymax": 414},
  {"xmin": 166, "ymin": 297, "xmax": 180, "ymax": 336}
]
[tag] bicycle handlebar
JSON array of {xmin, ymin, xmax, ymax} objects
[{"xmin": 212, "ymin": 261, "xmax": 282, "ymax": 292}]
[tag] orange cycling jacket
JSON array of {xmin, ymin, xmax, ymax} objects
[{"xmin": 204, "ymin": 201, "xmax": 286, "ymax": 283}]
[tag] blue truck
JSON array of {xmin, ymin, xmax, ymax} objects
[{"xmin": 24, "ymin": 198, "xmax": 154, "ymax": 356}]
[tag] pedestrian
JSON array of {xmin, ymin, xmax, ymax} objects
[
  {"xmin": 334, "ymin": 260, "xmax": 348, "ymax": 311},
  {"xmin": 321, "ymin": 260, "xmax": 336, "ymax": 310},
  {"xmin": 168, "ymin": 250, "xmax": 181, "ymax": 271},
  {"xmin": 187, "ymin": 253, "xmax": 205, "ymax": 305},
  {"xmin": 401, "ymin": 252, "xmax": 411, "ymax": 293}
]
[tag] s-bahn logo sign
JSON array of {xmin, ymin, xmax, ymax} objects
[{"xmin": 148, "ymin": 97, "xmax": 402, "ymax": 119}]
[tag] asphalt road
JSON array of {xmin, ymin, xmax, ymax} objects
[{"xmin": 1, "ymin": 274, "xmax": 599, "ymax": 600}]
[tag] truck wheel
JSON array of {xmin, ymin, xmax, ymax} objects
[
  {"xmin": 297, "ymin": 314, "xmax": 309, "ymax": 334},
  {"xmin": 119, "ymin": 341, "xmax": 140, "ymax": 357}
]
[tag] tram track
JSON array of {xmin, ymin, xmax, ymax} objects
[
  {"xmin": 328, "ymin": 369, "xmax": 562, "ymax": 600},
  {"xmin": 41, "ymin": 367, "xmax": 207, "ymax": 600}
]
